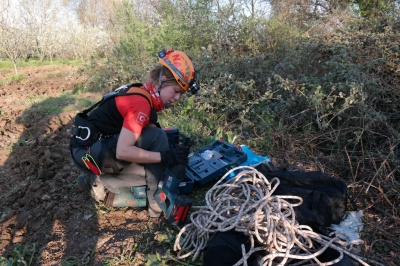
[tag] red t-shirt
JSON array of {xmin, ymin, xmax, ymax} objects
[{"xmin": 115, "ymin": 94, "xmax": 152, "ymax": 135}]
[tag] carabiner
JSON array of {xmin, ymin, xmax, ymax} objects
[
  {"xmin": 114, "ymin": 84, "xmax": 128, "ymax": 93},
  {"xmin": 75, "ymin": 126, "xmax": 91, "ymax": 141}
]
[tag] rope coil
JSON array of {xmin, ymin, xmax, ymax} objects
[{"xmin": 174, "ymin": 165, "xmax": 381, "ymax": 266}]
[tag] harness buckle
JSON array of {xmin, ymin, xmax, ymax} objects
[
  {"xmin": 75, "ymin": 126, "xmax": 91, "ymax": 141},
  {"xmin": 114, "ymin": 84, "xmax": 129, "ymax": 93}
]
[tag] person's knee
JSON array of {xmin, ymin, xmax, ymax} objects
[{"xmin": 138, "ymin": 127, "xmax": 169, "ymax": 151}]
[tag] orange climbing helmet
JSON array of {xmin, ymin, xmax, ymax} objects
[{"xmin": 158, "ymin": 49, "xmax": 200, "ymax": 94}]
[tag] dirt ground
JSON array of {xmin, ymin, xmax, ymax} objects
[
  {"xmin": 0, "ymin": 65, "xmax": 399, "ymax": 266},
  {"xmin": 0, "ymin": 65, "xmax": 176, "ymax": 266}
]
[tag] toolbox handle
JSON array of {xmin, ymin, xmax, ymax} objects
[{"xmin": 218, "ymin": 143, "xmax": 235, "ymax": 155}]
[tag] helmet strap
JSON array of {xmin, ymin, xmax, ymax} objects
[
  {"xmin": 157, "ymin": 69, "xmax": 163, "ymax": 94},
  {"xmin": 157, "ymin": 69, "xmax": 177, "ymax": 93}
]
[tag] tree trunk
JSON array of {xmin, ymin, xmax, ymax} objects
[{"xmin": 12, "ymin": 59, "xmax": 18, "ymax": 75}]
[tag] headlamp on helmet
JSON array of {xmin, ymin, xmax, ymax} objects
[{"xmin": 158, "ymin": 49, "xmax": 199, "ymax": 94}]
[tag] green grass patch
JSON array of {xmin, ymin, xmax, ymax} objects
[
  {"xmin": 18, "ymin": 58, "xmax": 82, "ymax": 67},
  {"xmin": 36, "ymin": 96, "xmax": 75, "ymax": 116},
  {"xmin": 75, "ymin": 98, "xmax": 94, "ymax": 109},
  {"xmin": 46, "ymin": 72, "xmax": 66, "ymax": 78},
  {"xmin": 14, "ymin": 94, "xmax": 92, "ymax": 126},
  {"xmin": 23, "ymin": 94, "xmax": 76, "ymax": 117},
  {"xmin": 102, "ymin": 241, "xmax": 138, "ymax": 265},
  {"xmin": 0, "ymin": 60, "xmax": 14, "ymax": 69},
  {"xmin": 0, "ymin": 59, "xmax": 82, "ymax": 70},
  {"xmin": 0, "ymin": 243, "xmax": 36, "ymax": 266},
  {"xmin": 72, "ymin": 84, "xmax": 91, "ymax": 94},
  {"xmin": 0, "ymin": 74, "xmax": 27, "ymax": 85}
]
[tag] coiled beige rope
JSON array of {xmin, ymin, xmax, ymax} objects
[{"xmin": 174, "ymin": 165, "xmax": 383, "ymax": 266}]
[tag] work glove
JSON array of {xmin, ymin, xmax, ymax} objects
[
  {"xmin": 168, "ymin": 164, "xmax": 187, "ymax": 180},
  {"xmin": 160, "ymin": 144, "xmax": 190, "ymax": 166}
]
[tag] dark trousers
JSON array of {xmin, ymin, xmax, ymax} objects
[{"xmin": 70, "ymin": 126, "xmax": 169, "ymax": 212}]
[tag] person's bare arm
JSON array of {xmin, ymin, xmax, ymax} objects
[{"xmin": 115, "ymin": 127, "xmax": 162, "ymax": 163}]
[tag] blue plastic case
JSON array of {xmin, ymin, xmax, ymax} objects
[{"xmin": 184, "ymin": 140, "xmax": 247, "ymax": 187}]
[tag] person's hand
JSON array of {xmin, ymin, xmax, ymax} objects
[
  {"xmin": 168, "ymin": 164, "xmax": 187, "ymax": 179},
  {"xmin": 160, "ymin": 144, "xmax": 190, "ymax": 165}
]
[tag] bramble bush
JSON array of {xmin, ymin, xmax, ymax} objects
[{"xmin": 167, "ymin": 19, "xmax": 399, "ymax": 203}]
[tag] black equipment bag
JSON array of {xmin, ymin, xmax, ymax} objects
[
  {"xmin": 203, "ymin": 230, "xmax": 260, "ymax": 266},
  {"xmin": 203, "ymin": 164, "xmax": 353, "ymax": 266},
  {"xmin": 203, "ymin": 230, "xmax": 359, "ymax": 266},
  {"xmin": 203, "ymin": 165, "xmax": 353, "ymax": 265},
  {"xmin": 255, "ymin": 163, "xmax": 347, "ymax": 234}
]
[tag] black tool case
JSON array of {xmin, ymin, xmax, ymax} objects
[{"xmin": 184, "ymin": 140, "xmax": 247, "ymax": 187}]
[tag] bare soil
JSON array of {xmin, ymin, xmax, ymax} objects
[
  {"xmin": 0, "ymin": 65, "xmax": 398, "ymax": 266},
  {"xmin": 0, "ymin": 65, "xmax": 174, "ymax": 266}
]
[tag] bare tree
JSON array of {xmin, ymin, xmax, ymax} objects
[
  {"xmin": 0, "ymin": 0, "xmax": 10, "ymax": 27},
  {"xmin": 0, "ymin": 27, "xmax": 28, "ymax": 74},
  {"xmin": 0, "ymin": 0, "xmax": 31, "ymax": 73},
  {"xmin": 270, "ymin": 0, "xmax": 352, "ymax": 18},
  {"xmin": 17, "ymin": 0, "xmax": 63, "ymax": 62},
  {"xmin": 65, "ymin": 0, "xmax": 117, "ymax": 28}
]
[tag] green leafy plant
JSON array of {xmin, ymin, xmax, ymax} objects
[
  {"xmin": 145, "ymin": 250, "xmax": 202, "ymax": 266},
  {"xmin": 0, "ymin": 244, "xmax": 36, "ymax": 266},
  {"xmin": 103, "ymin": 241, "xmax": 138, "ymax": 265}
]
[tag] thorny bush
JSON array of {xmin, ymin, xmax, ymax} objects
[{"xmin": 170, "ymin": 21, "xmax": 400, "ymax": 264}]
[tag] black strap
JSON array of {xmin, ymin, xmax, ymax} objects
[
  {"xmin": 82, "ymin": 84, "xmax": 153, "ymax": 115},
  {"xmin": 82, "ymin": 84, "xmax": 160, "ymax": 128}
]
